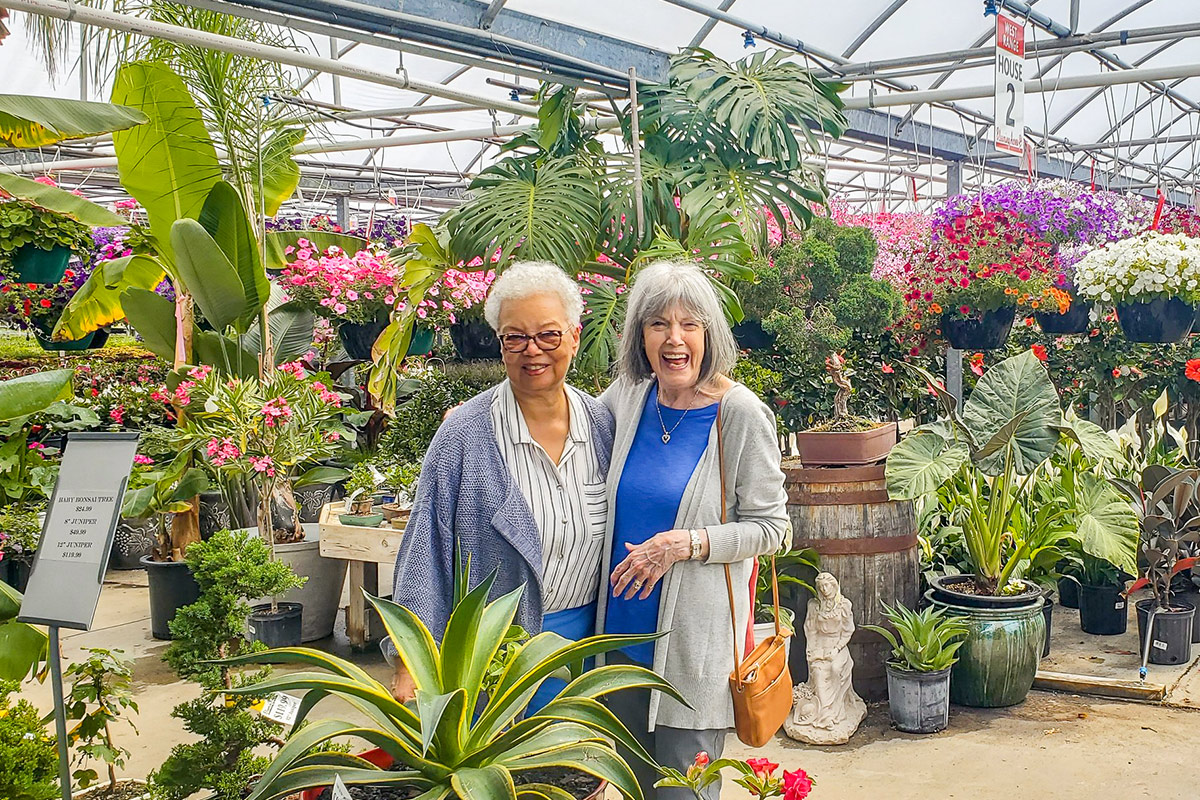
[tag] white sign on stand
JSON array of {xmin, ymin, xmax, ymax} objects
[
  {"xmin": 17, "ymin": 432, "xmax": 138, "ymax": 630},
  {"xmin": 994, "ymin": 13, "xmax": 1025, "ymax": 156}
]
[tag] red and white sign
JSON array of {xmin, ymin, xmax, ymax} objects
[{"xmin": 994, "ymin": 14, "xmax": 1025, "ymax": 156}]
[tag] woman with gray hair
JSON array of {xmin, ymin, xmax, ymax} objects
[
  {"xmin": 387, "ymin": 261, "xmax": 613, "ymax": 713},
  {"xmin": 599, "ymin": 261, "xmax": 789, "ymax": 800}
]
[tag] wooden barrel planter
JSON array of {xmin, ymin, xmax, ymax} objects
[{"xmin": 784, "ymin": 461, "xmax": 919, "ymax": 702}]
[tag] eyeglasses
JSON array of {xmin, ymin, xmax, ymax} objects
[{"xmin": 499, "ymin": 330, "xmax": 565, "ymax": 353}]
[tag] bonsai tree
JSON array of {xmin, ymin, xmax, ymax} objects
[
  {"xmin": 64, "ymin": 648, "xmax": 139, "ymax": 793},
  {"xmin": 863, "ymin": 603, "xmax": 968, "ymax": 673},
  {"xmin": 150, "ymin": 530, "xmax": 304, "ymax": 800},
  {"xmin": 221, "ymin": 560, "xmax": 685, "ymax": 800},
  {"xmin": 886, "ymin": 350, "xmax": 1136, "ymax": 596}
]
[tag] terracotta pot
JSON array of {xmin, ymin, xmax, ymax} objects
[{"xmin": 793, "ymin": 421, "xmax": 897, "ymax": 467}]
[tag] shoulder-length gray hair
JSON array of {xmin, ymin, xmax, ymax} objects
[{"xmin": 618, "ymin": 260, "xmax": 739, "ymax": 384}]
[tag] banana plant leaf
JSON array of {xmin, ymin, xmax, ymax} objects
[
  {"xmin": 196, "ymin": 181, "xmax": 270, "ymax": 331},
  {"xmin": 258, "ymin": 128, "xmax": 305, "ymax": 217},
  {"xmin": 240, "ymin": 283, "xmax": 316, "ymax": 366},
  {"xmin": 0, "ymin": 173, "xmax": 127, "ymax": 227},
  {"xmin": 121, "ymin": 287, "xmax": 178, "ymax": 362},
  {"xmin": 0, "ymin": 94, "xmax": 147, "ymax": 148},
  {"xmin": 53, "ymin": 255, "xmax": 166, "ymax": 341},
  {"xmin": 0, "ymin": 369, "xmax": 74, "ymax": 422},
  {"xmin": 111, "ymin": 61, "xmax": 222, "ymax": 267},
  {"xmin": 170, "ymin": 218, "xmax": 248, "ymax": 332}
]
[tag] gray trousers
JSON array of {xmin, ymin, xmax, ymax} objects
[{"xmin": 605, "ymin": 652, "xmax": 726, "ymax": 800}]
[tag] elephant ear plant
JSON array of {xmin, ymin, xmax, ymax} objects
[
  {"xmin": 222, "ymin": 565, "xmax": 683, "ymax": 800},
  {"xmin": 885, "ymin": 350, "xmax": 1136, "ymax": 596}
]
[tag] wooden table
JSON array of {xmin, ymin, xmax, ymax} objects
[{"xmin": 318, "ymin": 501, "xmax": 408, "ymax": 649}]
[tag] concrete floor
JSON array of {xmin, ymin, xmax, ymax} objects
[{"xmin": 22, "ymin": 570, "xmax": 1200, "ymax": 800}]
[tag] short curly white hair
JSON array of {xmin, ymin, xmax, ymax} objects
[{"xmin": 483, "ymin": 261, "xmax": 584, "ymax": 331}]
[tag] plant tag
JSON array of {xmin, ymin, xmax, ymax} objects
[
  {"xmin": 332, "ymin": 774, "xmax": 352, "ymax": 800},
  {"xmin": 261, "ymin": 692, "xmax": 302, "ymax": 726},
  {"xmin": 1115, "ymin": 601, "xmax": 1125, "ymax": 610},
  {"xmin": 1153, "ymin": 640, "xmax": 1168, "ymax": 651}
]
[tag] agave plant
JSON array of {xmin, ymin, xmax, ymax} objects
[
  {"xmin": 863, "ymin": 603, "xmax": 969, "ymax": 673},
  {"xmin": 222, "ymin": 570, "xmax": 682, "ymax": 800}
]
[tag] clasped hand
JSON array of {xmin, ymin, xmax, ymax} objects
[{"xmin": 610, "ymin": 528, "xmax": 692, "ymax": 600}]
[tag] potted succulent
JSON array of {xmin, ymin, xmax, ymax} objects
[
  {"xmin": 792, "ymin": 353, "xmax": 898, "ymax": 466},
  {"xmin": 1073, "ymin": 231, "xmax": 1200, "ymax": 343},
  {"xmin": 1116, "ymin": 467, "xmax": 1200, "ymax": 665},
  {"xmin": 864, "ymin": 602, "xmax": 969, "ymax": 734},
  {"xmin": 0, "ymin": 195, "xmax": 94, "ymax": 284},
  {"xmin": 223, "ymin": 562, "xmax": 683, "ymax": 800},
  {"xmin": 339, "ymin": 462, "xmax": 384, "ymax": 526},
  {"xmin": 885, "ymin": 351, "xmax": 1135, "ymax": 706},
  {"xmin": 904, "ymin": 207, "xmax": 1064, "ymax": 350}
]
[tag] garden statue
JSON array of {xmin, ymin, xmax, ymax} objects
[{"xmin": 784, "ymin": 571, "xmax": 866, "ymax": 745}]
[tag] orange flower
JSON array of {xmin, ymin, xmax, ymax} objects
[
  {"xmin": 913, "ymin": 322, "xmax": 922, "ymax": 331},
  {"xmin": 929, "ymin": 303, "xmax": 943, "ymax": 314}
]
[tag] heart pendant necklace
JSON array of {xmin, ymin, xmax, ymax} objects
[{"xmin": 656, "ymin": 385, "xmax": 700, "ymax": 444}]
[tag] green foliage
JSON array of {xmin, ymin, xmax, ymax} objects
[
  {"xmin": 754, "ymin": 547, "xmax": 820, "ymax": 629},
  {"xmin": 0, "ymin": 679, "xmax": 58, "ymax": 800},
  {"xmin": 0, "ymin": 503, "xmax": 42, "ymax": 563},
  {"xmin": 222, "ymin": 560, "xmax": 683, "ymax": 800},
  {"xmin": 833, "ymin": 275, "xmax": 905, "ymax": 337},
  {"xmin": 64, "ymin": 648, "xmax": 139, "ymax": 792},
  {"xmin": 0, "ymin": 583, "xmax": 48, "ymax": 682},
  {"xmin": 863, "ymin": 603, "xmax": 968, "ymax": 672},
  {"xmin": 151, "ymin": 530, "xmax": 304, "ymax": 800},
  {"xmin": 384, "ymin": 461, "xmax": 421, "ymax": 500},
  {"xmin": 731, "ymin": 358, "xmax": 783, "ymax": 403},
  {"xmin": 796, "ymin": 237, "xmax": 840, "ymax": 302},
  {"xmin": 0, "ymin": 198, "xmax": 94, "ymax": 268},
  {"xmin": 342, "ymin": 462, "xmax": 378, "ymax": 501},
  {"xmin": 0, "ymin": 94, "xmax": 147, "ymax": 149}
]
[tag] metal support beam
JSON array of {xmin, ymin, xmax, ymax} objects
[
  {"xmin": 687, "ymin": 0, "xmax": 737, "ymax": 49},
  {"xmin": 1, "ymin": 0, "xmax": 539, "ymax": 118},
  {"xmin": 479, "ymin": 0, "xmax": 506, "ymax": 28},
  {"xmin": 221, "ymin": 0, "xmax": 670, "ymax": 84},
  {"xmin": 842, "ymin": 0, "xmax": 908, "ymax": 58}
]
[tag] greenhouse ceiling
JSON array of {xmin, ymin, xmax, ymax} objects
[{"xmin": 3, "ymin": 0, "xmax": 1200, "ymax": 221}]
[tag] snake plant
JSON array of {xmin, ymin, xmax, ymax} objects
[{"xmin": 221, "ymin": 570, "xmax": 682, "ymax": 800}]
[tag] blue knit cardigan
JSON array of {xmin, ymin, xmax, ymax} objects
[{"xmin": 385, "ymin": 385, "xmax": 614, "ymax": 656}]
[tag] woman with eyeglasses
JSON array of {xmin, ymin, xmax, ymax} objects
[{"xmin": 386, "ymin": 261, "xmax": 613, "ymax": 713}]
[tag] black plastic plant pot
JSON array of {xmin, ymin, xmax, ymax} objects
[
  {"xmin": 338, "ymin": 318, "xmax": 388, "ymax": 360},
  {"xmin": 13, "ymin": 243, "xmax": 70, "ymax": 284},
  {"xmin": 1057, "ymin": 576, "xmax": 1079, "ymax": 609},
  {"xmin": 1078, "ymin": 583, "xmax": 1128, "ymax": 636},
  {"xmin": 449, "ymin": 319, "xmax": 500, "ymax": 360},
  {"xmin": 732, "ymin": 319, "xmax": 776, "ymax": 350},
  {"xmin": 1136, "ymin": 599, "xmax": 1195, "ymax": 666},
  {"xmin": 941, "ymin": 306, "xmax": 1016, "ymax": 351},
  {"xmin": 1115, "ymin": 297, "xmax": 1196, "ymax": 343},
  {"xmin": 1041, "ymin": 590, "xmax": 1054, "ymax": 659},
  {"xmin": 248, "ymin": 602, "xmax": 303, "ymax": 648},
  {"xmin": 1035, "ymin": 300, "xmax": 1091, "ymax": 335},
  {"xmin": 142, "ymin": 556, "xmax": 201, "ymax": 640},
  {"xmin": 0, "ymin": 557, "xmax": 33, "ymax": 593}
]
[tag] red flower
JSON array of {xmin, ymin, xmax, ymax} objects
[
  {"xmin": 783, "ymin": 769, "xmax": 814, "ymax": 800},
  {"xmin": 1186, "ymin": 359, "xmax": 1200, "ymax": 383},
  {"xmin": 1031, "ymin": 344, "xmax": 1047, "ymax": 362},
  {"xmin": 693, "ymin": 752, "xmax": 710, "ymax": 769},
  {"xmin": 881, "ymin": 363, "xmax": 894, "ymax": 374},
  {"xmin": 1112, "ymin": 367, "xmax": 1122, "ymax": 379},
  {"xmin": 39, "ymin": 298, "xmax": 51, "ymax": 308},
  {"xmin": 958, "ymin": 305, "xmax": 970, "ymax": 315},
  {"xmin": 746, "ymin": 758, "xmax": 779, "ymax": 777}
]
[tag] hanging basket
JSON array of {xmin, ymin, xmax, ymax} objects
[
  {"xmin": 732, "ymin": 319, "xmax": 776, "ymax": 350},
  {"xmin": 12, "ymin": 244, "xmax": 70, "ymax": 284},
  {"xmin": 941, "ymin": 306, "xmax": 1015, "ymax": 351},
  {"xmin": 450, "ymin": 318, "xmax": 501, "ymax": 361},
  {"xmin": 1115, "ymin": 297, "xmax": 1196, "ymax": 343},
  {"xmin": 407, "ymin": 325, "xmax": 435, "ymax": 356},
  {"xmin": 34, "ymin": 326, "xmax": 109, "ymax": 352},
  {"xmin": 337, "ymin": 317, "xmax": 388, "ymax": 360},
  {"xmin": 1034, "ymin": 298, "xmax": 1091, "ymax": 335}
]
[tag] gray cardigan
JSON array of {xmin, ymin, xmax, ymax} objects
[
  {"xmin": 597, "ymin": 378, "xmax": 790, "ymax": 731},
  {"xmin": 385, "ymin": 385, "xmax": 614, "ymax": 659}
]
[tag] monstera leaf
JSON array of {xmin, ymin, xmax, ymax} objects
[
  {"xmin": 576, "ymin": 277, "xmax": 626, "ymax": 378},
  {"xmin": 961, "ymin": 350, "xmax": 1060, "ymax": 476},
  {"xmin": 0, "ymin": 94, "xmax": 146, "ymax": 148},
  {"xmin": 885, "ymin": 426, "xmax": 970, "ymax": 501},
  {"xmin": 449, "ymin": 156, "xmax": 600, "ymax": 269}
]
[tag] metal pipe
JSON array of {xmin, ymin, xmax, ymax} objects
[
  {"xmin": 1050, "ymin": 132, "xmax": 1200, "ymax": 152},
  {"xmin": 294, "ymin": 102, "xmax": 485, "ymax": 124},
  {"xmin": 172, "ymin": 0, "xmax": 618, "ymax": 96},
  {"xmin": 842, "ymin": 0, "xmax": 909, "ymax": 59},
  {"xmin": 844, "ymin": 60, "xmax": 1200, "ymax": 109},
  {"xmin": 1000, "ymin": 0, "xmax": 1072, "ymax": 37},
  {"xmin": 628, "ymin": 68, "xmax": 645, "ymax": 238},
  {"xmin": 292, "ymin": 116, "xmax": 623, "ymax": 155},
  {"xmin": 1, "ymin": 0, "xmax": 540, "ymax": 118}
]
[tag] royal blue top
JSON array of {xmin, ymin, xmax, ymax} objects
[{"xmin": 607, "ymin": 384, "xmax": 718, "ymax": 664}]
